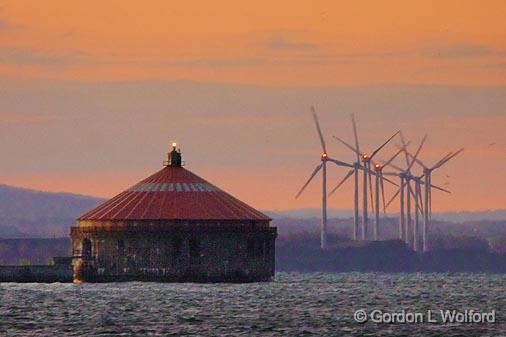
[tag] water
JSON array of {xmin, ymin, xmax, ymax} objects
[{"xmin": 0, "ymin": 273, "xmax": 504, "ymax": 336}]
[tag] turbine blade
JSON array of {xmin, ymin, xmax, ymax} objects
[
  {"xmin": 431, "ymin": 148, "xmax": 464, "ymax": 170},
  {"xmin": 399, "ymin": 131, "xmax": 411, "ymax": 167},
  {"xmin": 399, "ymin": 131, "xmax": 408, "ymax": 146},
  {"xmin": 357, "ymin": 164, "xmax": 374, "ymax": 175},
  {"xmin": 382, "ymin": 171, "xmax": 400, "ymax": 177},
  {"xmin": 351, "ymin": 113, "xmax": 361, "ymax": 162},
  {"xmin": 382, "ymin": 161, "xmax": 404, "ymax": 172},
  {"xmin": 430, "ymin": 184, "xmax": 451, "ymax": 194},
  {"xmin": 332, "ymin": 136, "xmax": 360, "ymax": 157},
  {"xmin": 418, "ymin": 185, "xmax": 424, "ymax": 214},
  {"xmin": 381, "ymin": 175, "xmax": 399, "ymax": 186},
  {"xmin": 383, "ymin": 147, "xmax": 405, "ymax": 168},
  {"xmin": 311, "ymin": 106, "xmax": 326, "ymax": 153},
  {"xmin": 431, "ymin": 151, "xmax": 453, "ymax": 169},
  {"xmin": 407, "ymin": 135, "xmax": 427, "ymax": 171},
  {"xmin": 327, "ymin": 157, "xmax": 354, "ymax": 168},
  {"xmin": 328, "ymin": 169, "xmax": 354, "ymax": 197},
  {"xmin": 370, "ymin": 131, "xmax": 400, "ymax": 160},
  {"xmin": 386, "ymin": 186, "xmax": 401, "ymax": 209},
  {"xmin": 408, "ymin": 183, "xmax": 416, "ymax": 199},
  {"xmin": 386, "ymin": 190, "xmax": 399, "ymax": 209},
  {"xmin": 401, "ymin": 146, "xmax": 428, "ymax": 170},
  {"xmin": 295, "ymin": 164, "xmax": 322, "ymax": 199}
]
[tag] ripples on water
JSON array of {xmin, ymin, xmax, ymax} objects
[{"xmin": 0, "ymin": 273, "xmax": 504, "ymax": 336}]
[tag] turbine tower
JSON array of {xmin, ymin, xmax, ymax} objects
[{"xmin": 295, "ymin": 107, "xmax": 354, "ymax": 249}]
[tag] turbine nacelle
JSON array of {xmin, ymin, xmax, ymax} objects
[{"xmin": 321, "ymin": 152, "xmax": 328, "ymax": 161}]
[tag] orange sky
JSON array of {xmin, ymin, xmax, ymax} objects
[
  {"xmin": 0, "ymin": 1, "xmax": 505, "ymax": 212},
  {"xmin": 1, "ymin": 1, "xmax": 505, "ymax": 85}
]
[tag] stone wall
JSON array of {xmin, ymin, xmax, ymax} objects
[{"xmin": 71, "ymin": 223, "xmax": 277, "ymax": 282}]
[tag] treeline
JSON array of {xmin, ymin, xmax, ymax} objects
[
  {"xmin": 273, "ymin": 217, "xmax": 506, "ymax": 254},
  {"xmin": 0, "ymin": 238, "xmax": 70, "ymax": 265},
  {"xmin": 1, "ymin": 231, "xmax": 505, "ymax": 272},
  {"xmin": 276, "ymin": 233, "xmax": 506, "ymax": 273}
]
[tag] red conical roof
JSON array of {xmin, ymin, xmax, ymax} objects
[{"xmin": 79, "ymin": 165, "xmax": 270, "ymax": 221}]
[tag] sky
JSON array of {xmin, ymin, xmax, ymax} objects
[{"xmin": 0, "ymin": 1, "xmax": 505, "ymax": 212}]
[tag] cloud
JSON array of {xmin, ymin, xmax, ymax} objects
[
  {"xmin": 264, "ymin": 35, "xmax": 317, "ymax": 51},
  {"xmin": 92, "ymin": 56, "xmax": 269, "ymax": 69},
  {"xmin": 304, "ymin": 44, "xmax": 505, "ymax": 62},
  {"xmin": 0, "ymin": 47, "xmax": 88, "ymax": 68},
  {"xmin": 424, "ymin": 44, "xmax": 504, "ymax": 58},
  {"xmin": 160, "ymin": 58, "xmax": 266, "ymax": 68},
  {"xmin": 271, "ymin": 42, "xmax": 505, "ymax": 63}
]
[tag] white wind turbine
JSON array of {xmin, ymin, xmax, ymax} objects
[
  {"xmin": 402, "ymin": 135, "xmax": 425, "ymax": 251},
  {"xmin": 391, "ymin": 133, "xmax": 427, "ymax": 251},
  {"xmin": 370, "ymin": 148, "xmax": 404, "ymax": 240},
  {"xmin": 329, "ymin": 114, "xmax": 362, "ymax": 240},
  {"xmin": 329, "ymin": 148, "xmax": 401, "ymax": 241},
  {"xmin": 385, "ymin": 137, "xmax": 452, "ymax": 251},
  {"xmin": 333, "ymin": 116, "xmax": 399, "ymax": 241},
  {"xmin": 383, "ymin": 136, "xmax": 426, "ymax": 247},
  {"xmin": 406, "ymin": 148, "xmax": 464, "ymax": 252},
  {"xmin": 295, "ymin": 107, "xmax": 354, "ymax": 249}
]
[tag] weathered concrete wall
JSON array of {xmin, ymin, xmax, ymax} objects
[
  {"xmin": 0, "ymin": 265, "xmax": 72, "ymax": 283},
  {"xmin": 71, "ymin": 222, "xmax": 277, "ymax": 282}
]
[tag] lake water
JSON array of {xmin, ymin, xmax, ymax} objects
[{"xmin": 0, "ymin": 273, "xmax": 504, "ymax": 336}]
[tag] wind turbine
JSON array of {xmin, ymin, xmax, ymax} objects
[
  {"xmin": 370, "ymin": 148, "xmax": 404, "ymax": 240},
  {"xmin": 329, "ymin": 114, "xmax": 361, "ymax": 240},
  {"xmin": 401, "ymin": 135, "xmax": 420, "ymax": 248},
  {"xmin": 405, "ymin": 148, "xmax": 464, "ymax": 252},
  {"xmin": 328, "ymin": 152, "xmax": 398, "ymax": 241},
  {"xmin": 400, "ymin": 134, "xmax": 426, "ymax": 249},
  {"xmin": 385, "ymin": 137, "xmax": 452, "ymax": 251},
  {"xmin": 295, "ymin": 107, "xmax": 354, "ymax": 249},
  {"xmin": 383, "ymin": 135, "xmax": 427, "ymax": 248},
  {"xmin": 333, "ymin": 118, "xmax": 399, "ymax": 240}
]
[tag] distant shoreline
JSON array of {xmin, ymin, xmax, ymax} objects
[{"xmin": 2, "ymin": 238, "xmax": 506, "ymax": 281}]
